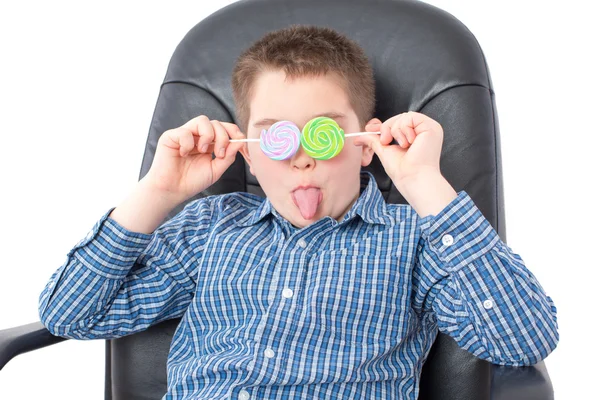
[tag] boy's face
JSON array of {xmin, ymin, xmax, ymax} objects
[{"xmin": 239, "ymin": 70, "xmax": 374, "ymax": 229}]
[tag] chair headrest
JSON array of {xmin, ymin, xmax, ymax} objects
[{"xmin": 140, "ymin": 0, "xmax": 505, "ymax": 240}]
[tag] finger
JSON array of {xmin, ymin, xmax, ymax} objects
[
  {"xmin": 406, "ymin": 111, "xmax": 426, "ymax": 132},
  {"xmin": 180, "ymin": 114, "xmax": 209, "ymax": 149},
  {"xmin": 402, "ymin": 112, "xmax": 418, "ymax": 144},
  {"xmin": 181, "ymin": 114, "xmax": 209, "ymax": 133},
  {"xmin": 365, "ymin": 123, "xmax": 381, "ymax": 133},
  {"xmin": 379, "ymin": 114, "xmax": 403, "ymax": 145},
  {"xmin": 401, "ymin": 123, "xmax": 417, "ymax": 145},
  {"xmin": 164, "ymin": 128, "xmax": 195, "ymax": 157},
  {"xmin": 210, "ymin": 139, "xmax": 243, "ymax": 179},
  {"xmin": 353, "ymin": 133, "xmax": 384, "ymax": 156},
  {"xmin": 180, "ymin": 129, "xmax": 197, "ymax": 157},
  {"xmin": 379, "ymin": 123, "xmax": 394, "ymax": 146},
  {"xmin": 390, "ymin": 116, "xmax": 409, "ymax": 148},
  {"xmin": 220, "ymin": 122, "xmax": 246, "ymax": 155},
  {"xmin": 211, "ymin": 120, "xmax": 229, "ymax": 158},
  {"xmin": 196, "ymin": 116, "xmax": 214, "ymax": 153},
  {"xmin": 352, "ymin": 133, "xmax": 368, "ymax": 147},
  {"xmin": 221, "ymin": 122, "xmax": 245, "ymax": 140}
]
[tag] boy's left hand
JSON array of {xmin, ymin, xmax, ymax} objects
[{"xmin": 353, "ymin": 111, "xmax": 443, "ymax": 187}]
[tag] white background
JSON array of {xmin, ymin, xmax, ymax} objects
[{"xmin": 0, "ymin": 0, "xmax": 597, "ymax": 398}]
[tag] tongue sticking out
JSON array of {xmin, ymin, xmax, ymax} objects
[{"xmin": 292, "ymin": 188, "xmax": 322, "ymax": 220}]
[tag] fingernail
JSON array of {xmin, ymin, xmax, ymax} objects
[
  {"xmin": 218, "ymin": 148, "xmax": 225, "ymax": 158},
  {"xmin": 201, "ymin": 144, "xmax": 208, "ymax": 153}
]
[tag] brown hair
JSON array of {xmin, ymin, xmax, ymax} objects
[{"xmin": 232, "ymin": 25, "xmax": 375, "ymax": 132}]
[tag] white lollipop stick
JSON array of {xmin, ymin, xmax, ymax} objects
[
  {"xmin": 223, "ymin": 131, "xmax": 381, "ymax": 142},
  {"xmin": 207, "ymin": 138, "xmax": 259, "ymax": 143},
  {"xmin": 344, "ymin": 131, "xmax": 381, "ymax": 138}
]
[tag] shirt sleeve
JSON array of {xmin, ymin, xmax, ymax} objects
[
  {"xmin": 411, "ymin": 190, "xmax": 559, "ymax": 366},
  {"xmin": 38, "ymin": 198, "xmax": 213, "ymax": 340}
]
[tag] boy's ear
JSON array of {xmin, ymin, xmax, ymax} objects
[
  {"xmin": 360, "ymin": 143, "xmax": 375, "ymax": 167},
  {"xmin": 238, "ymin": 144, "xmax": 256, "ymax": 176}
]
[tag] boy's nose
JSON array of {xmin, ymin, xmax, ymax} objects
[{"xmin": 291, "ymin": 145, "xmax": 316, "ymax": 170}]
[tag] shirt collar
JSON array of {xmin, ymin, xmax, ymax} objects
[
  {"xmin": 240, "ymin": 195, "xmax": 273, "ymax": 226},
  {"xmin": 238, "ymin": 171, "xmax": 389, "ymax": 227},
  {"xmin": 340, "ymin": 171, "xmax": 390, "ymax": 225}
]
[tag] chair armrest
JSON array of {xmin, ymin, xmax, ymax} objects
[
  {"xmin": 0, "ymin": 321, "xmax": 67, "ymax": 370},
  {"xmin": 491, "ymin": 361, "xmax": 553, "ymax": 400}
]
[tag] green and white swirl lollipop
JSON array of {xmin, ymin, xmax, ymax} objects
[{"xmin": 300, "ymin": 117, "xmax": 345, "ymax": 160}]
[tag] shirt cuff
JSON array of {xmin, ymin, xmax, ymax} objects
[
  {"xmin": 67, "ymin": 207, "xmax": 155, "ymax": 279},
  {"xmin": 418, "ymin": 190, "xmax": 500, "ymax": 272}
]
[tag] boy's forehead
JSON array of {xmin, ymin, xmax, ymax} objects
[
  {"xmin": 248, "ymin": 70, "xmax": 356, "ymax": 130},
  {"xmin": 252, "ymin": 112, "xmax": 347, "ymax": 129}
]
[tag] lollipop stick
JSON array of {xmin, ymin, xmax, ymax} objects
[
  {"xmin": 344, "ymin": 131, "xmax": 381, "ymax": 138},
  {"xmin": 210, "ymin": 132, "xmax": 380, "ymax": 144},
  {"xmin": 209, "ymin": 138, "xmax": 260, "ymax": 144}
]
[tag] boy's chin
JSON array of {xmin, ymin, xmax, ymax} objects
[
  {"xmin": 289, "ymin": 209, "xmax": 321, "ymax": 228},
  {"xmin": 291, "ymin": 215, "xmax": 315, "ymax": 229}
]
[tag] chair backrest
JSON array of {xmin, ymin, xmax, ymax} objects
[{"xmin": 106, "ymin": 0, "xmax": 505, "ymax": 399}]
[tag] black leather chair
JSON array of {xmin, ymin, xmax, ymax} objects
[{"xmin": 0, "ymin": 0, "xmax": 555, "ymax": 399}]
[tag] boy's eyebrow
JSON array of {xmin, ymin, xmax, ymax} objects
[{"xmin": 252, "ymin": 112, "xmax": 346, "ymax": 128}]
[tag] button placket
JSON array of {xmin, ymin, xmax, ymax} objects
[{"xmin": 259, "ymin": 235, "xmax": 310, "ymax": 365}]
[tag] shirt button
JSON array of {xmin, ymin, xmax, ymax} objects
[
  {"xmin": 264, "ymin": 348, "xmax": 275, "ymax": 358},
  {"xmin": 297, "ymin": 239, "xmax": 307, "ymax": 248},
  {"xmin": 442, "ymin": 234, "xmax": 454, "ymax": 246},
  {"xmin": 483, "ymin": 299, "xmax": 494, "ymax": 309},
  {"xmin": 282, "ymin": 288, "xmax": 294, "ymax": 298},
  {"xmin": 238, "ymin": 389, "xmax": 250, "ymax": 400}
]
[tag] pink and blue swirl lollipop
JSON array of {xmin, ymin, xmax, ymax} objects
[{"xmin": 260, "ymin": 121, "xmax": 301, "ymax": 160}]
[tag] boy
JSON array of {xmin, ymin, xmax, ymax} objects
[{"xmin": 39, "ymin": 25, "xmax": 558, "ymax": 399}]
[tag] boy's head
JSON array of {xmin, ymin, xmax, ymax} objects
[{"xmin": 233, "ymin": 25, "xmax": 377, "ymax": 229}]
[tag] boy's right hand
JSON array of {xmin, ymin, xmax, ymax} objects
[{"xmin": 143, "ymin": 115, "xmax": 246, "ymax": 204}]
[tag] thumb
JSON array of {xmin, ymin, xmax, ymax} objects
[{"xmin": 353, "ymin": 133, "xmax": 384, "ymax": 156}]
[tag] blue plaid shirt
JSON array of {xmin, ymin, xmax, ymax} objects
[{"xmin": 39, "ymin": 171, "xmax": 558, "ymax": 399}]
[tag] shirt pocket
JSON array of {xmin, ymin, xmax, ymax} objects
[{"xmin": 305, "ymin": 252, "xmax": 417, "ymax": 345}]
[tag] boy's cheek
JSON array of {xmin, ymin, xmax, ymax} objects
[
  {"xmin": 248, "ymin": 151, "xmax": 285, "ymax": 174},
  {"xmin": 249, "ymin": 148, "xmax": 274, "ymax": 164},
  {"xmin": 335, "ymin": 145, "xmax": 362, "ymax": 162}
]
